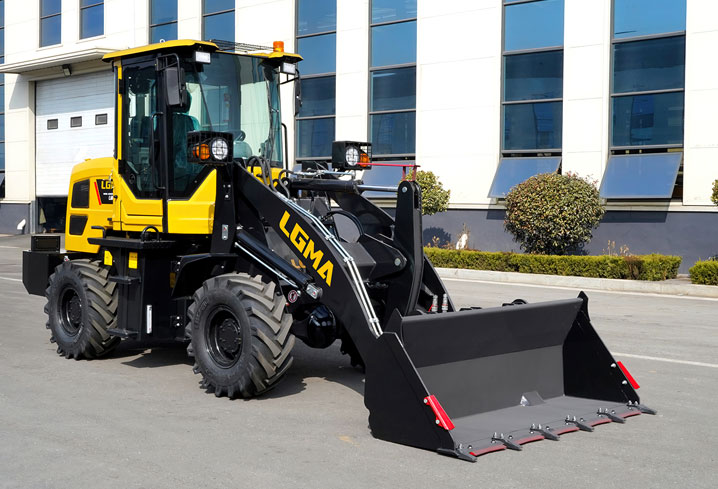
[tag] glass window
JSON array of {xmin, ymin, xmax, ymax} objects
[
  {"xmin": 297, "ymin": 0, "xmax": 336, "ymax": 35},
  {"xmin": 297, "ymin": 76, "xmax": 335, "ymax": 117},
  {"xmin": 612, "ymin": 92, "xmax": 684, "ymax": 147},
  {"xmin": 41, "ymin": 0, "xmax": 61, "ymax": 15},
  {"xmin": 150, "ymin": 22, "xmax": 178, "ymax": 44},
  {"xmin": 600, "ymin": 153, "xmax": 682, "ymax": 199},
  {"xmin": 151, "ymin": 0, "xmax": 177, "ymax": 25},
  {"xmin": 203, "ymin": 0, "xmax": 234, "ymax": 14},
  {"xmin": 203, "ymin": 10, "xmax": 234, "ymax": 42},
  {"xmin": 40, "ymin": 0, "xmax": 61, "ymax": 47},
  {"xmin": 371, "ymin": 20, "xmax": 416, "ymax": 67},
  {"xmin": 123, "ymin": 65, "xmax": 159, "ymax": 198},
  {"xmin": 296, "ymin": 118, "xmax": 335, "ymax": 158},
  {"xmin": 150, "ymin": 0, "xmax": 177, "ymax": 43},
  {"xmin": 504, "ymin": 50, "xmax": 563, "ymax": 101},
  {"xmin": 503, "ymin": 101, "xmax": 562, "ymax": 150},
  {"xmin": 614, "ymin": 0, "xmax": 686, "ymax": 39},
  {"xmin": 371, "ymin": 112, "xmax": 416, "ymax": 155},
  {"xmin": 297, "ymin": 34, "xmax": 336, "ymax": 75},
  {"xmin": 613, "ymin": 36, "xmax": 685, "ymax": 94},
  {"xmin": 504, "ymin": 0, "xmax": 564, "ymax": 51},
  {"xmin": 371, "ymin": 67, "xmax": 416, "ymax": 111},
  {"xmin": 360, "ymin": 164, "xmax": 405, "ymax": 197},
  {"xmin": 80, "ymin": 1, "xmax": 104, "ymax": 39},
  {"xmin": 371, "ymin": 0, "xmax": 417, "ymax": 24},
  {"xmin": 488, "ymin": 157, "xmax": 561, "ymax": 198}
]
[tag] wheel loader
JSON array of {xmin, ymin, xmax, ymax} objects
[{"xmin": 22, "ymin": 39, "xmax": 654, "ymax": 461}]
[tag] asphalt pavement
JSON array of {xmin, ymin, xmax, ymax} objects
[{"xmin": 0, "ymin": 235, "xmax": 716, "ymax": 489}]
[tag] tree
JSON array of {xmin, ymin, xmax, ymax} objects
[
  {"xmin": 711, "ymin": 179, "xmax": 718, "ymax": 206},
  {"xmin": 504, "ymin": 173, "xmax": 605, "ymax": 255},
  {"xmin": 414, "ymin": 170, "xmax": 450, "ymax": 216}
]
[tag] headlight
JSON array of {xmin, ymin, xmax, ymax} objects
[
  {"xmin": 345, "ymin": 147, "xmax": 360, "ymax": 166},
  {"xmin": 211, "ymin": 138, "xmax": 229, "ymax": 160}
]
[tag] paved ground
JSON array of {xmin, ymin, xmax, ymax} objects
[{"xmin": 0, "ymin": 235, "xmax": 716, "ymax": 488}]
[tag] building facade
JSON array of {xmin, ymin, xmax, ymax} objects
[{"xmin": 1, "ymin": 0, "xmax": 717, "ymax": 270}]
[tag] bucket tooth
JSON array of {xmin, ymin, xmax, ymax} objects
[
  {"xmin": 491, "ymin": 432, "xmax": 522, "ymax": 451},
  {"xmin": 437, "ymin": 445, "xmax": 477, "ymax": 462},
  {"xmin": 598, "ymin": 408, "xmax": 625, "ymax": 424},
  {"xmin": 565, "ymin": 416, "xmax": 594, "ymax": 432},
  {"xmin": 530, "ymin": 423, "xmax": 559, "ymax": 441},
  {"xmin": 635, "ymin": 403, "xmax": 657, "ymax": 415}
]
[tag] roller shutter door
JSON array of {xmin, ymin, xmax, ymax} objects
[{"xmin": 35, "ymin": 71, "xmax": 114, "ymax": 196}]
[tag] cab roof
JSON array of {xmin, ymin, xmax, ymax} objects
[{"xmin": 102, "ymin": 39, "xmax": 301, "ymax": 62}]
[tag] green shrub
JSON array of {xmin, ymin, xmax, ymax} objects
[
  {"xmin": 712, "ymin": 180, "xmax": 718, "ymax": 206},
  {"xmin": 414, "ymin": 170, "xmax": 450, "ymax": 216},
  {"xmin": 689, "ymin": 260, "xmax": 718, "ymax": 285},
  {"xmin": 425, "ymin": 248, "xmax": 681, "ymax": 281},
  {"xmin": 504, "ymin": 173, "xmax": 605, "ymax": 255},
  {"xmin": 637, "ymin": 254, "xmax": 682, "ymax": 281}
]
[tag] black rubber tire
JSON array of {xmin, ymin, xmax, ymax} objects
[
  {"xmin": 186, "ymin": 273, "xmax": 295, "ymax": 398},
  {"xmin": 44, "ymin": 259, "xmax": 120, "ymax": 359}
]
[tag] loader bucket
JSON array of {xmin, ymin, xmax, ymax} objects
[{"xmin": 363, "ymin": 292, "xmax": 654, "ymax": 461}]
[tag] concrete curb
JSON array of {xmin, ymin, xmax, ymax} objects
[{"xmin": 436, "ymin": 267, "xmax": 718, "ymax": 299}]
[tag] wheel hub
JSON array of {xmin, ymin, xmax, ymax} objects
[
  {"xmin": 217, "ymin": 318, "xmax": 241, "ymax": 354},
  {"xmin": 59, "ymin": 287, "xmax": 82, "ymax": 336},
  {"xmin": 206, "ymin": 309, "xmax": 243, "ymax": 368}
]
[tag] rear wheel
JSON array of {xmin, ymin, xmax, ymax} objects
[
  {"xmin": 186, "ymin": 273, "xmax": 295, "ymax": 398},
  {"xmin": 45, "ymin": 259, "xmax": 120, "ymax": 359}
]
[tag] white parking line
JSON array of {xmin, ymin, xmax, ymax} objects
[
  {"xmin": 442, "ymin": 277, "xmax": 718, "ymax": 302},
  {"xmin": 613, "ymin": 352, "xmax": 718, "ymax": 369},
  {"xmin": 0, "ymin": 276, "xmax": 22, "ymax": 282}
]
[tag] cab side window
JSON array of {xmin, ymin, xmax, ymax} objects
[{"xmin": 123, "ymin": 65, "xmax": 159, "ymax": 198}]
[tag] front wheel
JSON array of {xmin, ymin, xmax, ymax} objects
[{"xmin": 186, "ymin": 273, "xmax": 295, "ymax": 398}]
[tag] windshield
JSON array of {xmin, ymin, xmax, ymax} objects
[{"xmin": 182, "ymin": 52, "xmax": 283, "ymax": 166}]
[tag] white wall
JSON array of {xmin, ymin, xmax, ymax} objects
[
  {"xmin": 335, "ymin": 0, "xmax": 369, "ymax": 142},
  {"xmin": 3, "ymin": 0, "xmax": 718, "ymax": 209},
  {"xmin": 683, "ymin": 0, "xmax": 718, "ymax": 205},
  {"xmin": 416, "ymin": 1, "xmax": 502, "ymax": 206},
  {"xmin": 562, "ymin": 0, "xmax": 611, "ymax": 184}
]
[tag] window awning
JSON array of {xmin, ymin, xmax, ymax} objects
[
  {"xmin": 600, "ymin": 153, "xmax": 682, "ymax": 199},
  {"xmin": 488, "ymin": 157, "xmax": 561, "ymax": 198},
  {"xmin": 0, "ymin": 48, "xmax": 117, "ymax": 76}
]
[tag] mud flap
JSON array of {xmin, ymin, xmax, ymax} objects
[{"xmin": 364, "ymin": 292, "xmax": 653, "ymax": 461}]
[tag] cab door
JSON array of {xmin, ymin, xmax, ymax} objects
[{"xmin": 113, "ymin": 61, "xmax": 165, "ymax": 232}]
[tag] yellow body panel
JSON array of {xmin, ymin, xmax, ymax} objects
[
  {"xmin": 64, "ymin": 158, "xmax": 115, "ymax": 254},
  {"xmin": 251, "ymin": 166, "xmax": 285, "ymax": 185},
  {"xmin": 167, "ymin": 170, "xmax": 217, "ymax": 234}
]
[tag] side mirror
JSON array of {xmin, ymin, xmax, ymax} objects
[
  {"xmin": 294, "ymin": 73, "xmax": 302, "ymax": 116},
  {"xmin": 165, "ymin": 66, "xmax": 187, "ymax": 108}
]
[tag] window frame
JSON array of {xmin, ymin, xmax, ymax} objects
[
  {"xmin": 369, "ymin": 1, "xmax": 417, "ymax": 160},
  {"xmin": 501, "ymin": 0, "xmax": 564, "ymax": 156},
  {"xmin": 202, "ymin": 0, "xmax": 235, "ymax": 42},
  {"xmin": 295, "ymin": 0, "xmax": 337, "ymax": 162},
  {"xmin": 79, "ymin": 0, "xmax": 104, "ymax": 40},
  {"xmin": 39, "ymin": 0, "xmax": 62, "ymax": 47},
  {"xmin": 149, "ymin": 0, "xmax": 178, "ymax": 44},
  {"xmin": 609, "ymin": 28, "xmax": 686, "ymax": 151}
]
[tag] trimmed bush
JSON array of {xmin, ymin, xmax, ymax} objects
[
  {"xmin": 712, "ymin": 180, "xmax": 718, "ymax": 206},
  {"xmin": 424, "ymin": 248, "xmax": 681, "ymax": 281},
  {"xmin": 414, "ymin": 170, "xmax": 450, "ymax": 216},
  {"xmin": 504, "ymin": 173, "xmax": 605, "ymax": 255},
  {"xmin": 689, "ymin": 260, "xmax": 718, "ymax": 285}
]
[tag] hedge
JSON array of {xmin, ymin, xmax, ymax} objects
[
  {"xmin": 689, "ymin": 260, "xmax": 718, "ymax": 285},
  {"xmin": 424, "ymin": 248, "xmax": 681, "ymax": 281}
]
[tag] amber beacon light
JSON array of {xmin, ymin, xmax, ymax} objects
[{"xmin": 273, "ymin": 41, "xmax": 285, "ymax": 53}]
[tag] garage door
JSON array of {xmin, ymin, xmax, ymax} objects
[{"xmin": 35, "ymin": 71, "xmax": 114, "ymax": 196}]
